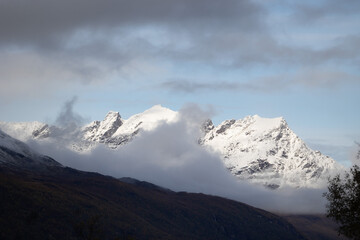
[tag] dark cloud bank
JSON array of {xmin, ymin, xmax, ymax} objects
[
  {"xmin": 0, "ymin": 0, "xmax": 262, "ymax": 45},
  {"xmin": 0, "ymin": 0, "xmax": 359, "ymax": 103},
  {"xmin": 27, "ymin": 103, "xmax": 328, "ymax": 214}
]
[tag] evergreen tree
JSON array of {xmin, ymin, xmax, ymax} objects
[{"xmin": 323, "ymin": 165, "xmax": 360, "ymax": 240}]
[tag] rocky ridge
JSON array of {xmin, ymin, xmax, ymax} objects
[
  {"xmin": 0, "ymin": 106, "xmax": 341, "ymax": 188},
  {"xmin": 200, "ymin": 115, "xmax": 340, "ymax": 188}
]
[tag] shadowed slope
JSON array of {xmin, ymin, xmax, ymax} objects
[
  {"xmin": 0, "ymin": 165, "xmax": 306, "ymax": 240},
  {"xmin": 0, "ymin": 131, "xmax": 305, "ymax": 239}
]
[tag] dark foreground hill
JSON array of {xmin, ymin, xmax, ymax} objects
[
  {"xmin": 0, "ymin": 130, "xmax": 305, "ymax": 240},
  {"xmin": 0, "ymin": 165, "xmax": 306, "ymax": 240},
  {"xmin": 283, "ymin": 214, "xmax": 349, "ymax": 240}
]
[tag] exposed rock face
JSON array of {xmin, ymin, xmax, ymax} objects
[
  {"xmin": 200, "ymin": 119, "xmax": 215, "ymax": 134},
  {"xmin": 82, "ymin": 111, "xmax": 123, "ymax": 143},
  {"xmin": 32, "ymin": 124, "xmax": 51, "ymax": 139}
]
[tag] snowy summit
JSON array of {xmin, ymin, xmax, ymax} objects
[{"xmin": 0, "ymin": 106, "xmax": 342, "ymax": 189}]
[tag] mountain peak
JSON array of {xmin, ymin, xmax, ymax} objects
[
  {"xmin": 103, "ymin": 111, "xmax": 122, "ymax": 125},
  {"xmin": 143, "ymin": 104, "xmax": 173, "ymax": 114},
  {"xmin": 245, "ymin": 115, "xmax": 287, "ymax": 133},
  {"xmin": 82, "ymin": 111, "xmax": 123, "ymax": 143},
  {"xmin": 112, "ymin": 105, "xmax": 178, "ymax": 138},
  {"xmin": 105, "ymin": 110, "xmax": 121, "ymax": 118},
  {"xmin": 100, "ymin": 111, "xmax": 123, "ymax": 137},
  {"xmin": 252, "ymin": 114, "xmax": 284, "ymax": 120}
]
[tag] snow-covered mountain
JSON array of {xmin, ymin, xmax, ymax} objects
[
  {"xmin": 82, "ymin": 105, "xmax": 178, "ymax": 148},
  {"xmin": 0, "ymin": 105, "xmax": 178, "ymax": 150},
  {"xmin": 0, "ymin": 105, "xmax": 341, "ymax": 188},
  {"xmin": 0, "ymin": 121, "xmax": 49, "ymax": 142},
  {"xmin": 200, "ymin": 115, "xmax": 340, "ymax": 188},
  {"xmin": 0, "ymin": 129, "xmax": 61, "ymax": 169}
]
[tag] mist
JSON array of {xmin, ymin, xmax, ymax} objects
[
  {"xmin": 55, "ymin": 96, "xmax": 84, "ymax": 128},
  {"xmin": 41, "ymin": 96, "xmax": 86, "ymax": 143},
  {"xmin": 27, "ymin": 104, "xmax": 328, "ymax": 214},
  {"xmin": 350, "ymin": 142, "xmax": 360, "ymax": 166}
]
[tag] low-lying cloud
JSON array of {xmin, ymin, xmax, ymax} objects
[{"xmin": 27, "ymin": 104, "xmax": 329, "ymax": 214}]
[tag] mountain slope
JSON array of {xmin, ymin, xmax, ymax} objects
[
  {"xmin": 0, "ymin": 121, "xmax": 49, "ymax": 141},
  {"xmin": 0, "ymin": 129, "xmax": 61, "ymax": 170},
  {"xmin": 200, "ymin": 115, "xmax": 340, "ymax": 188},
  {"xmin": 283, "ymin": 214, "xmax": 348, "ymax": 240},
  {"xmin": 0, "ymin": 135, "xmax": 306, "ymax": 240},
  {"xmin": 0, "ymin": 166, "xmax": 307, "ymax": 240}
]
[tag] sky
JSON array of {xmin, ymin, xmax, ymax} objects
[{"xmin": 0, "ymin": 0, "xmax": 359, "ymax": 165}]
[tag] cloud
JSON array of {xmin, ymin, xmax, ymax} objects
[
  {"xmin": 306, "ymin": 140, "xmax": 354, "ymax": 168},
  {"xmin": 1, "ymin": 0, "xmax": 359, "ymax": 122},
  {"xmin": 2, "ymin": 0, "xmax": 359, "ymax": 68},
  {"xmin": 37, "ymin": 97, "xmax": 86, "ymax": 143},
  {"xmin": 292, "ymin": 0, "xmax": 360, "ymax": 24},
  {"xmin": 55, "ymin": 96, "xmax": 84, "ymax": 128},
  {"xmin": 160, "ymin": 66, "xmax": 360, "ymax": 94},
  {"xmin": 308, "ymin": 35, "xmax": 360, "ymax": 65},
  {"xmin": 0, "ymin": 0, "xmax": 267, "ymax": 72},
  {"xmin": 0, "ymin": 0, "xmax": 265, "ymax": 99},
  {"xmin": 27, "ymin": 103, "xmax": 330, "ymax": 214},
  {"xmin": 0, "ymin": 1, "xmax": 261, "ymax": 100},
  {"xmin": 0, "ymin": 0, "xmax": 263, "ymax": 48},
  {"xmin": 161, "ymin": 80, "xmax": 243, "ymax": 93},
  {"xmin": 0, "ymin": 50, "xmax": 121, "ymax": 101},
  {"xmin": 258, "ymin": 67, "xmax": 360, "ymax": 91},
  {"xmin": 292, "ymin": 68, "xmax": 360, "ymax": 88}
]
